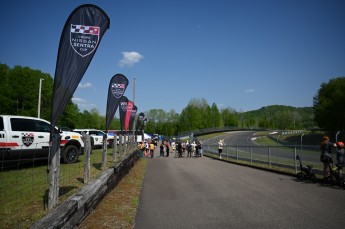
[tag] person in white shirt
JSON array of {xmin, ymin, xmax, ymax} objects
[{"xmin": 218, "ymin": 139, "xmax": 224, "ymax": 159}]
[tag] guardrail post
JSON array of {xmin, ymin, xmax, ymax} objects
[
  {"xmin": 250, "ymin": 147, "xmax": 252, "ymax": 164},
  {"xmin": 236, "ymin": 146, "xmax": 238, "ymax": 161},
  {"xmin": 268, "ymin": 147, "xmax": 271, "ymax": 167},
  {"xmin": 294, "ymin": 147, "xmax": 297, "ymax": 174}
]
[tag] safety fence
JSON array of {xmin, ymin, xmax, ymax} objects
[
  {"xmin": 202, "ymin": 143, "xmax": 323, "ymax": 175},
  {"xmin": 0, "ymin": 136, "xmax": 139, "ymax": 229}
]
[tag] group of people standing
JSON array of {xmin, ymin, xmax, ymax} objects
[
  {"xmin": 320, "ymin": 135, "xmax": 345, "ymax": 183},
  {"xmin": 159, "ymin": 140, "xmax": 171, "ymax": 157},
  {"xmin": 171, "ymin": 140, "xmax": 204, "ymax": 158},
  {"xmin": 139, "ymin": 140, "xmax": 156, "ymax": 158},
  {"xmin": 140, "ymin": 139, "xmax": 204, "ymax": 158}
]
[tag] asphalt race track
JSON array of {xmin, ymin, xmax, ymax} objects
[
  {"xmin": 204, "ymin": 131, "xmax": 321, "ymax": 164},
  {"xmin": 134, "ymin": 140, "xmax": 345, "ymax": 228}
]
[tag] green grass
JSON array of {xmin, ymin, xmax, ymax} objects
[
  {"xmin": 0, "ymin": 147, "xmax": 135, "ymax": 228},
  {"xmin": 78, "ymin": 158, "xmax": 148, "ymax": 229}
]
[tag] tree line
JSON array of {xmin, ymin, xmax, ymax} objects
[{"xmin": 1, "ymin": 64, "xmax": 344, "ymax": 136}]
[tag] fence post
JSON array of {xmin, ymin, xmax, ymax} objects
[
  {"xmin": 294, "ymin": 147, "xmax": 297, "ymax": 174},
  {"xmin": 48, "ymin": 132, "xmax": 61, "ymax": 210},
  {"xmin": 101, "ymin": 133, "xmax": 107, "ymax": 170},
  {"xmin": 119, "ymin": 134, "xmax": 123, "ymax": 158},
  {"xmin": 113, "ymin": 133, "xmax": 117, "ymax": 162},
  {"xmin": 268, "ymin": 147, "xmax": 271, "ymax": 167},
  {"xmin": 236, "ymin": 146, "xmax": 238, "ymax": 161},
  {"xmin": 250, "ymin": 147, "xmax": 252, "ymax": 164},
  {"xmin": 226, "ymin": 146, "xmax": 228, "ymax": 160},
  {"xmin": 83, "ymin": 134, "xmax": 91, "ymax": 184}
]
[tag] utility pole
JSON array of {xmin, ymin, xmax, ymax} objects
[
  {"xmin": 133, "ymin": 77, "xmax": 136, "ymax": 105},
  {"xmin": 37, "ymin": 78, "xmax": 44, "ymax": 118}
]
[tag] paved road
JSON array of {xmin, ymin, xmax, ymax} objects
[{"xmin": 134, "ymin": 145, "xmax": 345, "ymax": 229}]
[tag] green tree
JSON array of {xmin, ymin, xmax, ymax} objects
[
  {"xmin": 0, "ymin": 65, "xmax": 52, "ymax": 118},
  {"xmin": 210, "ymin": 103, "xmax": 222, "ymax": 128},
  {"xmin": 59, "ymin": 102, "xmax": 80, "ymax": 129},
  {"xmin": 313, "ymin": 76, "xmax": 345, "ymax": 130},
  {"xmin": 0, "ymin": 64, "xmax": 11, "ymax": 114},
  {"xmin": 179, "ymin": 98, "xmax": 209, "ymax": 131},
  {"xmin": 221, "ymin": 107, "xmax": 238, "ymax": 127}
]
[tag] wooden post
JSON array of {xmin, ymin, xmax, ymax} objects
[
  {"xmin": 48, "ymin": 132, "xmax": 61, "ymax": 210},
  {"xmin": 113, "ymin": 133, "xmax": 117, "ymax": 162},
  {"xmin": 83, "ymin": 134, "xmax": 91, "ymax": 183},
  {"xmin": 101, "ymin": 133, "xmax": 107, "ymax": 170},
  {"xmin": 119, "ymin": 134, "xmax": 123, "ymax": 158}
]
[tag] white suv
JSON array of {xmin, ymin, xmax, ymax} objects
[{"xmin": 0, "ymin": 115, "xmax": 84, "ymax": 164}]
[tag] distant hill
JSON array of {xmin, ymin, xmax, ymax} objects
[{"xmin": 240, "ymin": 105, "xmax": 315, "ymax": 129}]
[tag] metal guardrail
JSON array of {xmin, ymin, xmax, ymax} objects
[
  {"xmin": 177, "ymin": 126, "xmax": 264, "ymax": 139},
  {"xmin": 202, "ymin": 144, "xmax": 324, "ymax": 175}
]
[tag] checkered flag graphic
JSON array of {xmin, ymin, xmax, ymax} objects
[{"xmin": 71, "ymin": 24, "xmax": 100, "ymax": 35}]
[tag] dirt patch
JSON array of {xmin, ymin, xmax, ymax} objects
[{"xmin": 78, "ymin": 158, "xmax": 148, "ymax": 229}]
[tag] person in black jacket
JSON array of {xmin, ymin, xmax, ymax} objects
[
  {"xmin": 177, "ymin": 141, "xmax": 183, "ymax": 158},
  {"xmin": 160, "ymin": 143, "xmax": 165, "ymax": 157},
  {"xmin": 320, "ymin": 136, "xmax": 336, "ymax": 183}
]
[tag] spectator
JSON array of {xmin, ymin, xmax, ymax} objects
[
  {"xmin": 139, "ymin": 141, "xmax": 145, "ymax": 158},
  {"xmin": 160, "ymin": 143, "xmax": 165, "ymax": 157},
  {"xmin": 171, "ymin": 141, "xmax": 176, "ymax": 155},
  {"xmin": 149, "ymin": 140, "xmax": 155, "ymax": 158},
  {"xmin": 177, "ymin": 141, "xmax": 183, "ymax": 158},
  {"xmin": 165, "ymin": 140, "xmax": 170, "ymax": 157},
  {"xmin": 182, "ymin": 141, "xmax": 187, "ymax": 155},
  {"xmin": 145, "ymin": 141, "xmax": 149, "ymax": 156},
  {"xmin": 320, "ymin": 136, "xmax": 336, "ymax": 184},
  {"xmin": 218, "ymin": 139, "xmax": 224, "ymax": 159},
  {"xmin": 199, "ymin": 141, "xmax": 203, "ymax": 157},
  {"xmin": 336, "ymin": 141, "xmax": 344, "ymax": 176},
  {"xmin": 191, "ymin": 141, "xmax": 196, "ymax": 157},
  {"xmin": 187, "ymin": 142, "xmax": 192, "ymax": 158}
]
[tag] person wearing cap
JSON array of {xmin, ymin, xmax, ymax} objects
[{"xmin": 336, "ymin": 141, "xmax": 345, "ymax": 176}]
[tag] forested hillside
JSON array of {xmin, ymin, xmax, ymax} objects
[
  {"xmin": 0, "ymin": 64, "xmax": 316, "ymax": 135},
  {"xmin": 241, "ymin": 105, "xmax": 315, "ymax": 130}
]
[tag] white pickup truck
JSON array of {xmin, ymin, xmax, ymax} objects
[
  {"xmin": 73, "ymin": 129, "xmax": 115, "ymax": 149},
  {"xmin": 0, "ymin": 115, "xmax": 84, "ymax": 164}
]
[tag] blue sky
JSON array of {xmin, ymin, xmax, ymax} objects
[{"xmin": 1, "ymin": 0, "xmax": 344, "ymax": 115}]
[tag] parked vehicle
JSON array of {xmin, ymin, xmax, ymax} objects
[
  {"xmin": 73, "ymin": 129, "xmax": 114, "ymax": 149},
  {"xmin": 0, "ymin": 115, "xmax": 84, "ymax": 164}
]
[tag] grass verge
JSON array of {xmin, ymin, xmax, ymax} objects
[
  {"xmin": 0, "ymin": 148, "xmax": 134, "ymax": 228},
  {"xmin": 78, "ymin": 158, "xmax": 148, "ymax": 229}
]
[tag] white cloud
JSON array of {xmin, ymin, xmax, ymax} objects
[
  {"xmin": 245, "ymin": 89, "xmax": 255, "ymax": 93},
  {"xmin": 118, "ymin": 51, "xmax": 144, "ymax": 67},
  {"xmin": 72, "ymin": 97, "xmax": 96, "ymax": 109},
  {"xmin": 72, "ymin": 97, "xmax": 86, "ymax": 103},
  {"xmin": 78, "ymin": 82, "xmax": 92, "ymax": 88}
]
